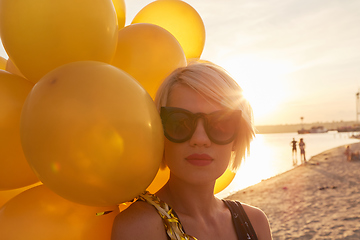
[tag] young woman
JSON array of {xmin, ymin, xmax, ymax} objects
[
  {"xmin": 111, "ymin": 62, "xmax": 272, "ymax": 240},
  {"xmin": 299, "ymin": 138, "xmax": 306, "ymax": 164}
]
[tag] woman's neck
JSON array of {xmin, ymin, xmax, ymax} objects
[{"xmin": 156, "ymin": 175, "xmax": 221, "ymax": 217}]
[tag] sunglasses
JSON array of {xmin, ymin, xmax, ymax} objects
[{"xmin": 160, "ymin": 107, "xmax": 241, "ymax": 145}]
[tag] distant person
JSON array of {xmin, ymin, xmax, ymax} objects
[
  {"xmin": 290, "ymin": 138, "xmax": 297, "ymax": 165},
  {"xmin": 299, "ymin": 138, "xmax": 306, "ymax": 164},
  {"xmin": 344, "ymin": 145, "xmax": 351, "ymax": 161}
]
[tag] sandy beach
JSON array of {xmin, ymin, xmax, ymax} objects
[{"xmin": 226, "ymin": 142, "xmax": 360, "ymax": 240}]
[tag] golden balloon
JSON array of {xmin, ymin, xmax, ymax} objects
[
  {"xmin": 132, "ymin": 0, "xmax": 205, "ymax": 59},
  {"xmin": 6, "ymin": 58, "xmax": 25, "ymax": 78},
  {"xmin": 111, "ymin": 23, "xmax": 186, "ymax": 98},
  {"xmin": 20, "ymin": 61, "xmax": 164, "ymax": 206},
  {"xmin": 146, "ymin": 167, "xmax": 170, "ymax": 194},
  {"xmin": 0, "ymin": 0, "xmax": 118, "ymax": 82},
  {"xmin": 0, "ymin": 56, "xmax": 6, "ymax": 70},
  {"xmin": 0, "ymin": 182, "xmax": 42, "ymax": 208},
  {"xmin": 0, "ymin": 185, "xmax": 119, "ymax": 240},
  {"xmin": 214, "ymin": 168, "xmax": 236, "ymax": 194},
  {"xmin": 112, "ymin": 0, "xmax": 126, "ymax": 29},
  {"xmin": 0, "ymin": 70, "xmax": 38, "ymax": 190}
]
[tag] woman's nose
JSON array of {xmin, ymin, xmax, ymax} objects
[{"xmin": 189, "ymin": 119, "xmax": 211, "ymax": 147}]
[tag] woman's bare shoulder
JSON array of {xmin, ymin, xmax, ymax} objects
[
  {"xmin": 241, "ymin": 203, "xmax": 272, "ymax": 240},
  {"xmin": 111, "ymin": 201, "xmax": 168, "ymax": 240}
]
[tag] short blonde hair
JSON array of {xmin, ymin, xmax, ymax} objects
[{"xmin": 155, "ymin": 61, "xmax": 255, "ymax": 171}]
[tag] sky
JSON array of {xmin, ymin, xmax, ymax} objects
[{"xmin": 1, "ymin": 0, "xmax": 360, "ymax": 126}]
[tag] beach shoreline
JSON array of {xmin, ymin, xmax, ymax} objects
[{"xmin": 226, "ymin": 142, "xmax": 360, "ymax": 239}]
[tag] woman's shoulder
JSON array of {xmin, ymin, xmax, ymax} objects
[
  {"xmin": 241, "ymin": 203, "xmax": 272, "ymax": 240},
  {"xmin": 111, "ymin": 200, "xmax": 168, "ymax": 240}
]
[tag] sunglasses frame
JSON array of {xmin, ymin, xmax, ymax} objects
[{"xmin": 160, "ymin": 106, "xmax": 242, "ymax": 145}]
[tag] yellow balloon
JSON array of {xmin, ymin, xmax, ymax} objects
[
  {"xmin": 0, "ymin": 70, "xmax": 39, "ymax": 190},
  {"xmin": 6, "ymin": 58, "xmax": 25, "ymax": 78},
  {"xmin": 118, "ymin": 201, "xmax": 132, "ymax": 212},
  {"xmin": 20, "ymin": 61, "xmax": 164, "ymax": 206},
  {"xmin": 112, "ymin": 0, "xmax": 126, "ymax": 29},
  {"xmin": 132, "ymin": 0, "xmax": 205, "ymax": 59},
  {"xmin": 145, "ymin": 166, "xmax": 235, "ymax": 195},
  {"xmin": 111, "ymin": 23, "xmax": 186, "ymax": 98},
  {"xmin": 146, "ymin": 167, "xmax": 170, "ymax": 194},
  {"xmin": 0, "ymin": 0, "xmax": 118, "ymax": 83},
  {"xmin": 0, "ymin": 182, "xmax": 42, "ymax": 208},
  {"xmin": 214, "ymin": 168, "xmax": 236, "ymax": 194},
  {"xmin": 0, "ymin": 185, "xmax": 119, "ymax": 240},
  {"xmin": 0, "ymin": 56, "xmax": 6, "ymax": 70}
]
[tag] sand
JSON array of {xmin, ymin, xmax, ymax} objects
[{"xmin": 226, "ymin": 142, "xmax": 360, "ymax": 240}]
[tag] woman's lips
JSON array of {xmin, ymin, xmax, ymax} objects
[{"xmin": 185, "ymin": 154, "xmax": 213, "ymax": 166}]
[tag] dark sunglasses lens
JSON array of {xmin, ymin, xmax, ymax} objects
[
  {"xmin": 164, "ymin": 112, "xmax": 193, "ymax": 142},
  {"xmin": 207, "ymin": 113, "xmax": 238, "ymax": 144}
]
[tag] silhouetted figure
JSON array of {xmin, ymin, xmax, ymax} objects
[
  {"xmin": 299, "ymin": 138, "xmax": 306, "ymax": 164},
  {"xmin": 344, "ymin": 145, "xmax": 351, "ymax": 161},
  {"xmin": 290, "ymin": 138, "xmax": 297, "ymax": 165}
]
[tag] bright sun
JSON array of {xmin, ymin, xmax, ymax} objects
[{"xmin": 219, "ymin": 55, "xmax": 294, "ymax": 125}]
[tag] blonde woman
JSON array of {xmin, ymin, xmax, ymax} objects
[{"xmin": 112, "ymin": 62, "xmax": 272, "ymax": 240}]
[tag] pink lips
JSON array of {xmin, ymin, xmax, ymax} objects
[{"xmin": 185, "ymin": 154, "xmax": 213, "ymax": 166}]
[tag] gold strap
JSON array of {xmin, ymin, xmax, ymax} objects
[{"xmin": 139, "ymin": 191, "xmax": 197, "ymax": 240}]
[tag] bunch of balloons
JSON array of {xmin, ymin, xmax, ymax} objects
[{"xmin": 0, "ymin": 0, "xmax": 235, "ymax": 239}]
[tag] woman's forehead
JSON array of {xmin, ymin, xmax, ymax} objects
[{"xmin": 167, "ymin": 84, "xmax": 223, "ymax": 113}]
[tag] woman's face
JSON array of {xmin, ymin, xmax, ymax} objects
[{"xmin": 163, "ymin": 84, "xmax": 234, "ymax": 185}]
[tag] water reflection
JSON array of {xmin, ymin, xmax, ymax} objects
[{"xmin": 216, "ymin": 132, "xmax": 359, "ymax": 198}]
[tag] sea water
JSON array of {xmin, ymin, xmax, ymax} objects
[{"xmin": 216, "ymin": 131, "xmax": 360, "ymax": 198}]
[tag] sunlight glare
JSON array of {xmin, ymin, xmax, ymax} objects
[{"xmin": 220, "ymin": 55, "xmax": 294, "ymax": 124}]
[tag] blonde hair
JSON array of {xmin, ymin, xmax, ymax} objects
[{"xmin": 155, "ymin": 61, "xmax": 255, "ymax": 171}]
